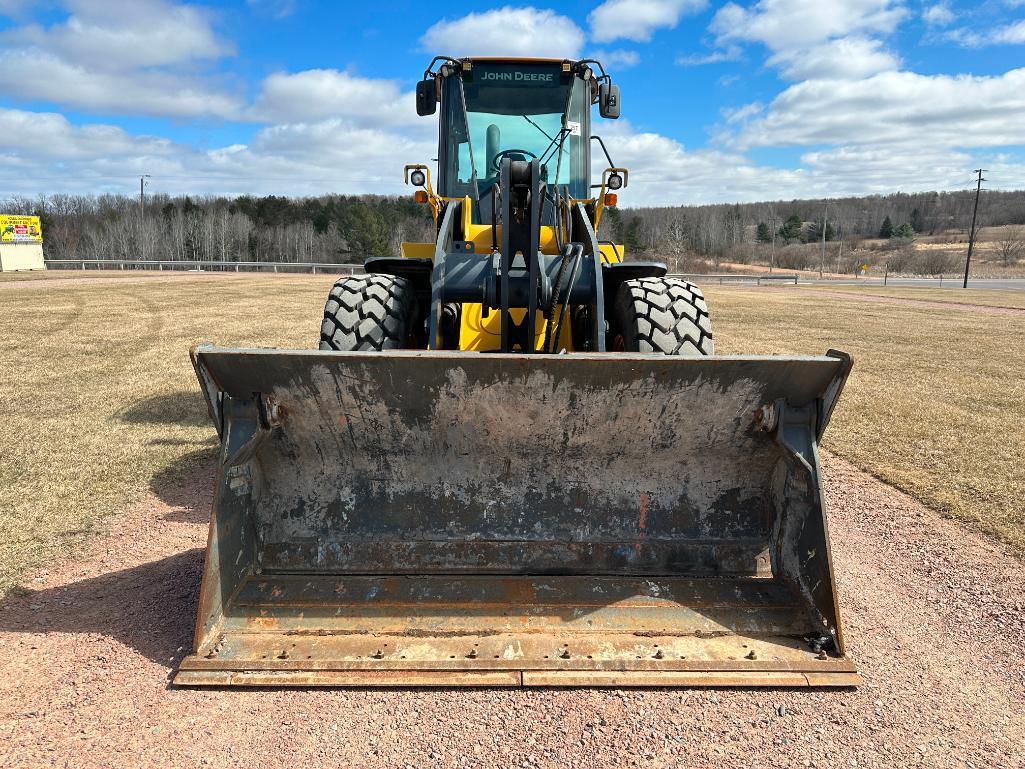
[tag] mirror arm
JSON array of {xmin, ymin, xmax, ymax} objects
[
  {"xmin": 590, "ymin": 135, "xmax": 616, "ymax": 168},
  {"xmin": 423, "ymin": 55, "xmax": 461, "ymax": 79}
]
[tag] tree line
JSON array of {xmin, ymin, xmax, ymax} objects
[
  {"xmin": 600, "ymin": 189, "xmax": 1025, "ymax": 268},
  {"xmin": 2, "ymin": 188, "xmax": 1023, "ymax": 268},
  {"xmin": 0, "ymin": 193, "xmax": 435, "ymax": 264}
]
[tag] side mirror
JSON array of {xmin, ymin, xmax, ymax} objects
[
  {"xmin": 416, "ymin": 79, "xmax": 437, "ymax": 117},
  {"xmin": 599, "ymin": 82, "xmax": 620, "ymax": 119}
]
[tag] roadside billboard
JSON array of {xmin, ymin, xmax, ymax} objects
[{"xmin": 0, "ymin": 215, "xmax": 43, "ymax": 244}]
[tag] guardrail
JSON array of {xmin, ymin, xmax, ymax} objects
[
  {"xmin": 672, "ymin": 273, "xmax": 799, "ymax": 285},
  {"xmin": 43, "ymin": 260, "xmax": 800, "ymax": 286},
  {"xmin": 44, "ymin": 259, "xmax": 365, "ymax": 275}
]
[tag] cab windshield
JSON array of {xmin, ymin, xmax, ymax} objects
[{"xmin": 441, "ymin": 62, "xmax": 589, "ymax": 202}]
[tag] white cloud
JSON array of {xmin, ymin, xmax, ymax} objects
[
  {"xmin": 3, "ymin": 102, "xmax": 1023, "ymax": 204},
  {"xmin": 2, "ymin": 0, "xmax": 1022, "ymax": 206},
  {"xmin": 0, "ymin": 106, "xmax": 436, "ymax": 197},
  {"xmin": 0, "ymin": 48, "xmax": 242, "ymax": 118},
  {"xmin": 711, "ymin": 0, "xmax": 905, "ymax": 54},
  {"xmin": 10, "ymin": 0, "xmax": 230, "ymax": 71},
  {"xmin": 0, "ymin": 0, "xmax": 237, "ymax": 118},
  {"xmin": 0, "ymin": 0, "xmax": 35, "ymax": 14},
  {"xmin": 593, "ymin": 122, "xmax": 812, "ymax": 204},
  {"xmin": 995, "ymin": 19, "xmax": 1025, "ymax": 42},
  {"xmin": 604, "ymin": 123, "xmax": 1025, "ymax": 204},
  {"xmin": 769, "ymin": 36, "xmax": 900, "ymax": 80},
  {"xmin": 799, "ymin": 145, "xmax": 968, "ymax": 190},
  {"xmin": 797, "ymin": 145, "xmax": 1025, "ymax": 196},
  {"xmin": 589, "ymin": 0, "xmax": 707, "ymax": 43},
  {"xmin": 922, "ymin": 3, "xmax": 955, "ymax": 26},
  {"xmin": 591, "ymin": 49, "xmax": 640, "ymax": 69},
  {"xmin": 246, "ymin": 0, "xmax": 296, "ymax": 18},
  {"xmin": 252, "ymin": 69, "xmax": 421, "ymax": 128},
  {"xmin": 947, "ymin": 19, "xmax": 1025, "ymax": 46},
  {"xmin": 421, "ymin": 7, "xmax": 585, "ymax": 58},
  {"xmin": 0, "ymin": 107, "xmax": 173, "ymax": 161},
  {"xmin": 676, "ymin": 46, "xmax": 742, "ymax": 65},
  {"xmin": 734, "ymin": 68, "xmax": 1025, "ymax": 149},
  {"xmin": 722, "ymin": 102, "xmax": 763, "ymax": 123}
]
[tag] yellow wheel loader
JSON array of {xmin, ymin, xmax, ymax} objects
[{"xmin": 177, "ymin": 57, "xmax": 859, "ymax": 687}]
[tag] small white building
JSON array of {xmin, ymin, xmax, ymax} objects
[{"xmin": 0, "ymin": 214, "xmax": 45, "ymax": 271}]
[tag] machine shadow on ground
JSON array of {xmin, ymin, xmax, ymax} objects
[
  {"xmin": 0, "ymin": 549, "xmax": 204, "ymax": 670},
  {"xmin": 146, "ymin": 452, "xmax": 216, "ymax": 524},
  {"xmin": 117, "ymin": 391, "xmax": 209, "ymax": 428}
]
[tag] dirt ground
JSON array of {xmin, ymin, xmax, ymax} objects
[{"xmin": 1, "ymin": 454, "xmax": 1022, "ymax": 769}]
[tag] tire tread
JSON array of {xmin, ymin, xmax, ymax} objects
[
  {"xmin": 614, "ymin": 277, "xmax": 714, "ymax": 355},
  {"xmin": 319, "ymin": 274, "xmax": 416, "ymax": 351}
]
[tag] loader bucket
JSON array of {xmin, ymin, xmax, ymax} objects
[{"xmin": 175, "ymin": 346, "xmax": 859, "ymax": 687}]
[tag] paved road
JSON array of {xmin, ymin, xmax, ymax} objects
[
  {"xmin": 801, "ymin": 277, "xmax": 1025, "ymax": 290},
  {"xmin": 682, "ymin": 274, "xmax": 1025, "ymax": 290}
]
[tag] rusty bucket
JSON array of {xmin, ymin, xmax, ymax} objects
[{"xmin": 175, "ymin": 346, "xmax": 858, "ymax": 687}]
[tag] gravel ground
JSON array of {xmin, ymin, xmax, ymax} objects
[{"xmin": 1, "ymin": 454, "xmax": 1022, "ymax": 769}]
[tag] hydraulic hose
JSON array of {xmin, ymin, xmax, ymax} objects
[{"xmin": 548, "ymin": 244, "xmax": 583, "ymax": 353}]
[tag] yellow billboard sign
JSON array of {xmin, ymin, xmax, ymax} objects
[{"xmin": 0, "ymin": 215, "xmax": 43, "ymax": 244}]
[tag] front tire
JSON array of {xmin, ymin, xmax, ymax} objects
[
  {"xmin": 613, "ymin": 277, "xmax": 714, "ymax": 355},
  {"xmin": 319, "ymin": 274, "xmax": 417, "ymax": 351}
]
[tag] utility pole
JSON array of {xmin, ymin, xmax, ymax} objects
[
  {"xmin": 963, "ymin": 168, "xmax": 986, "ymax": 288},
  {"xmin": 819, "ymin": 206, "xmax": 827, "ymax": 279},
  {"xmin": 139, "ymin": 174, "xmax": 152, "ymax": 261},
  {"xmin": 139, "ymin": 174, "xmax": 151, "ymax": 216},
  {"xmin": 836, "ymin": 222, "xmax": 843, "ymax": 274}
]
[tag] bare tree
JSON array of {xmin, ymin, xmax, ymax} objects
[
  {"xmin": 996, "ymin": 227, "xmax": 1024, "ymax": 266},
  {"xmin": 916, "ymin": 249, "xmax": 959, "ymax": 277},
  {"xmin": 659, "ymin": 213, "xmax": 689, "ymax": 273}
]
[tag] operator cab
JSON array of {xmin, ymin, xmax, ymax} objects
[{"xmin": 416, "ymin": 58, "xmax": 620, "ymax": 224}]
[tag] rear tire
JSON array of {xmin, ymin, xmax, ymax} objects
[
  {"xmin": 319, "ymin": 274, "xmax": 417, "ymax": 351},
  {"xmin": 613, "ymin": 277, "xmax": 714, "ymax": 355}
]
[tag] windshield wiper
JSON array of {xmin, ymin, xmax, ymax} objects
[
  {"xmin": 537, "ymin": 85, "xmax": 577, "ymax": 185},
  {"xmin": 522, "ymin": 114, "xmax": 555, "ymax": 143}
]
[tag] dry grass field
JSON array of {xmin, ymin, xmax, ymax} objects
[
  {"xmin": 803, "ymin": 284, "xmax": 1025, "ymax": 309},
  {"xmin": 0, "ymin": 273, "xmax": 327, "ymax": 595},
  {"xmin": 0, "ymin": 272, "xmax": 1023, "ymax": 596},
  {"xmin": 2, "ymin": 271, "xmax": 1024, "ymax": 769},
  {"xmin": 710, "ymin": 284, "xmax": 1025, "ymax": 553}
]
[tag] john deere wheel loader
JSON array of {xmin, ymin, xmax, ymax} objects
[{"xmin": 177, "ymin": 57, "xmax": 859, "ymax": 687}]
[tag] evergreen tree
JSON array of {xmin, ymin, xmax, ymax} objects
[
  {"xmin": 621, "ymin": 213, "xmax": 644, "ymax": 254},
  {"xmin": 756, "ymin": 222, "xmax": 771, "ymax": 243},
  {"xmin": 778, "ymin": 214, "xmax": 803, "ymax": 244},
  {"xmin": 806, "ymin": 221, "xmax": 836, "ymax": 242},
  {"xmin": 341, "ymin": 201, "xmax": 393, "ymax": 257},
  {"xmin": 892, "ymin": 222, "xmax": 916, "ymax": 240},
  {"xmin": 879, "ymin": 215, "xmax": 894, "ymax": 239},
  {"xmin": 910, "ymin": 207, "xmax": 924, "ymax": 233}
]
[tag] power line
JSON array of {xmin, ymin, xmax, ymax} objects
[{"xmin": 963, "ymin": 168, "xmax": 987, "ymax": 289}]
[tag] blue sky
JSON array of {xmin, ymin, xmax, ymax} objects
[{"xmin": 0, "ymin": 0, "xmax": 1023, "ymax": 205}]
